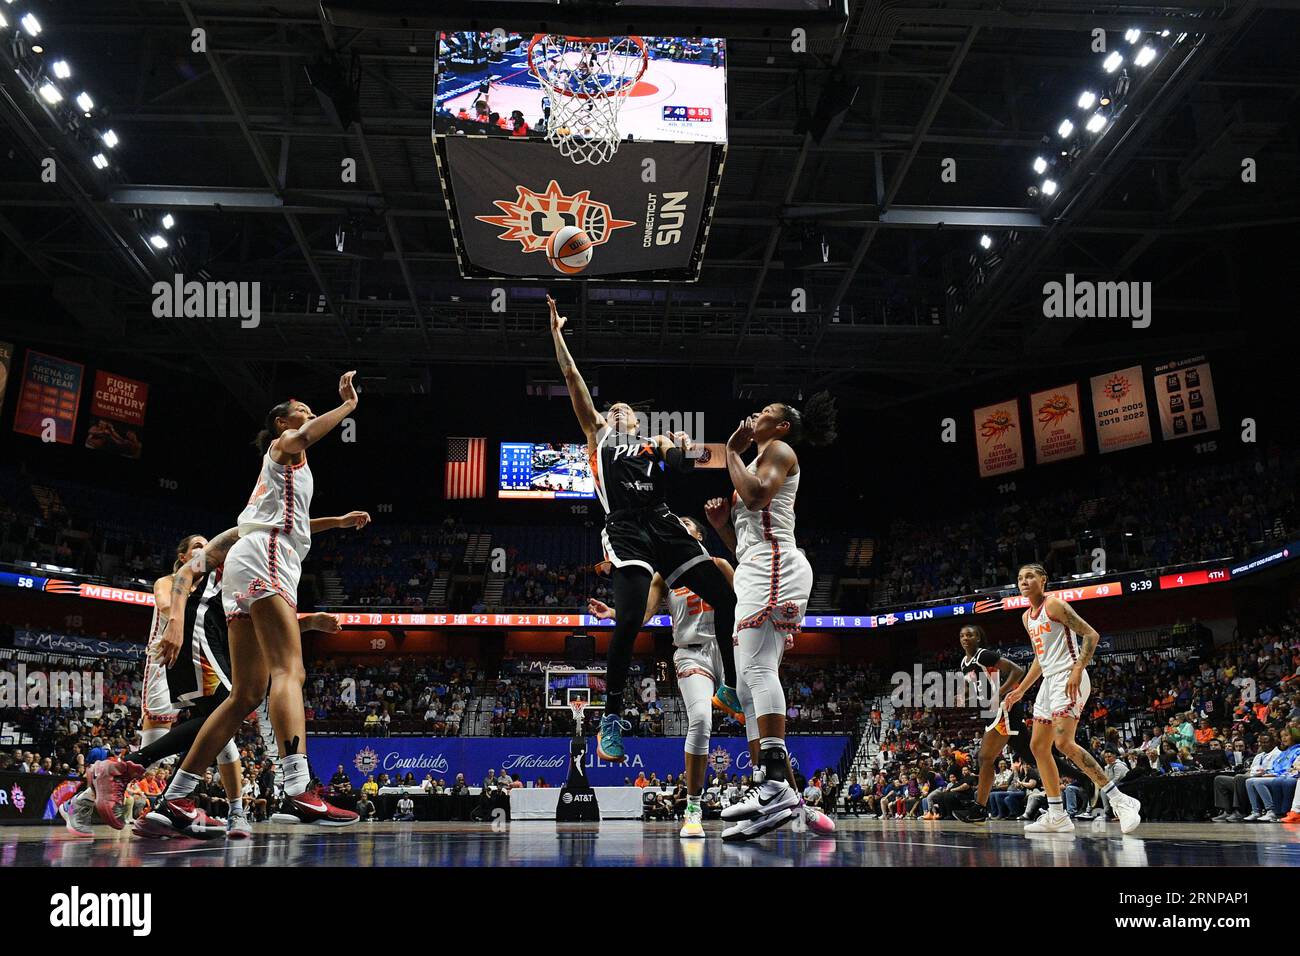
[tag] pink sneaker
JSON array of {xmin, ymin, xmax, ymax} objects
[
  {"xmin": 90, "ymin": 758, "xmax": 144, "ymax": 830},
  {"xmin": 803, "ymin": 804, "xmax": 837, "ymax": 835}
]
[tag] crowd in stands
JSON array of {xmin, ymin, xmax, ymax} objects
[
  {"xmin": 303, "ymin": 655, "xmax": 478, "ymax": 736},
  {"xmin": 3, "ymin": 445, "xmax": 1295, "ymax": 616},
  {"xmin": 860, "ymin": 448, "xmax": 1297, "ymax": 608}
]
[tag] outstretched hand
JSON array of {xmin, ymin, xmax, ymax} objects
[
  {"xmin": 704, "ymin": 497, "xmax": 730, "ymax": 531},
  {"xmin": 547, "ymin": 294, "xmax": 566, "ymax": 332},
  {"xmin": 339, "ymin": 370, "xmax": 359, "ymax": 407}
]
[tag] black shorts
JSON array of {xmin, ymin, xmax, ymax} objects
[
  {"xmin": 600, "ymin": 507, "xmax": 711, "ymax": 586},
  {"xmin": 165, "ymin": 612, "xmax": 233, "ymax": 706}
]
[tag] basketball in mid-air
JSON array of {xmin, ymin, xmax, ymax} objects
[{"xmin": 546, "ymin": 225, "xmax": 594, "ymax": 275}]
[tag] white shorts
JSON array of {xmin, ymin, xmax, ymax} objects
[
  {"xmin": 734, "ymin": 543, "xmax": 812, "ymax": 636},
  {"xmin": 1033, "ymin": 668, "xmax": 1091, "ymax": 722},
  {"xmin": 674, "ymin": 641, "xmax": 723, "ymax": 686},
  {"xmin": 221, "ymin": 529, "xmax": 302, "ymax": 620},
  {"xmin": 141, "ymin": 653, "xmax": 179, "ymax": 723}
]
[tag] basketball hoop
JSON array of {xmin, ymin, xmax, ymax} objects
[{"xmin": 528, "ymin": 34, "xmax": 648, "ymax": 166}]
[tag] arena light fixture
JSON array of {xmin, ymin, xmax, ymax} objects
[
  {"xmin": 20, "ymin": 11, "xmax": 39, "ymax": 36},
  {"xmin": 31, "ymin": 44, "xmax": 42, "ymax": 54},
  {"xmin": 91, "ymin": 152, "xmax": 108, "ymax": 169},
  {"xmin": 1057, "ymin": 118, "xmax": 1074, "ymax": 138},
  {"xmin": 149, "ymin": 234, "xmax": 168, "ymax": 250},
  {"xmin": 0, "ymin": 10, "xmax": 7, "ymax": 29},
  {"xmin": 1125, "ymin": 28, "xmax": 1141, "ymax": 44},
  {"xmin": 979, "ymin": 234, "xmax": 992, "ymax": 250},
  {"xmin": 38, "ymin": 82, "xmax": 61, "ymax": 104},
  {"xmin": 75, "ymin": 91, "xmax": 93, "ymax": 111},
  {"xmin": 1103, "ymin": 51, "xmax": 1124, "ymax": 73},
  {"xmin": 1033, "ymin": 156, "xmax": 1048, "ymax": 175},
  {"xmin": 161, "ymin": 213, "xmax": 175, "ymax": 230},
  {"xmin": 1160, "ymin": 29, "xmax": 1171, "ymax": 37},
  {"xmin": 52, "ymin": 59, "xmax": 70, "ymax": 79},
  {"xmin": 1078, "ymin": 90, "xmax": 1097, "ymax": 110},
  {"xmin": 1134, "ymin": 45, "xmax": 1157, "ymax": 67},
  {"xmin": 101, "ymin": 129, "xmax": 118, "ymax": 148},
  {"xmin": 1085, "ymin": 113, "xmax": 1107, "ymax": 133},
  {"xmin": 1042, "ymin": 179, "xmax": 1058, "ymax": 197}
]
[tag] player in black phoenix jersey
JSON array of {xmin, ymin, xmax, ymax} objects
[{"xmin": 548, "ymin": 295, "xmax": 743, "ymax": 763}]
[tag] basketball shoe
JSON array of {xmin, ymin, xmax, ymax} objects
[{"xmin": 90, "ymin": 758, "xmax": 144, "ymax": 829}]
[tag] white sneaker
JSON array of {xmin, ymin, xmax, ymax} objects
[
  {"xmin": 1243, "ymin": 811, "xmax": 1262, "ymax": 822},
  {"xmin": 1025, "ymin": 811, "xmax": 1075, "ymax": 833},
  {"xmin": 720, "ymin": 780, "xmax": 798, "ymax": 821},
  {"xmin": 1110, "ymin": 791, "xmax": 1142, "ymax": 834},
  {"xmin": 721, "ymin": 807, "xmax": 796, "ymax": 842},
  {"xmin": 679, "ymin": 805, "xmax": 704, "ymax": 839},
  {"xmin": 227, "ymin": 808, "xmax": 252, "ymax": 839},
  {"xmin": 1260, "ymin": 810, "xmax": 1279, "ymax": 823}
]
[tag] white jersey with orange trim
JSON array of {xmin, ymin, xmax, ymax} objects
[
  {"xmin": 731, "ymin": 459, "xmax": 800, "ymax": 562},
  {"xmin": 237, "ymin": 451, "xmax": 313, "ymax": 559},
  {"xmin": 1022, "ymin": 601, "xmax": 1081, "ymax": 679},
  {"xmin": 141, "ymin": 601, "xmax": 179, "ymax": 721},
  {"xmin": 666, "ymin": 584, "xmax": 715, "ymax": 649}
]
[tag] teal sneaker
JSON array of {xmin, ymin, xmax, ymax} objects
[
  {"xmin": 596, "ymin": 714, "xmax": 631, "ymax": 762},
  {"xmin": 712, "ymin": 685, "xmax": 746, "ymax": 725}
]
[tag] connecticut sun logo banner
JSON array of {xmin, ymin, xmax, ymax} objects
[
  {"xmin": 476, "ymin": 180, "xmax": 635, "ymax": 254},
  {"xmin": 708, "ymin": 745, "xmax": 732, "ymax": 774},
  {"xmin": 353, "ymin": 746, "xmax": 379, "ymax": 775},
  {"xmin": 1102, "ymin": 373, "xmax": 1132, "ymax": 402}
]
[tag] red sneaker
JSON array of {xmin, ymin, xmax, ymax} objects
[
  {"xmin": 273, "ymin": 787, "xmax": 359, "ymax": 826},
  {"xmin": 1280, "ymin": 811, "xmax": 1300, "ymax": 824},
  {"xmin": 90, "ymin": 758, "xmax": 144, "ymax": 830}
]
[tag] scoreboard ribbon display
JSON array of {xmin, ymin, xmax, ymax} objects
[{"xmin": 437, "ymin": 137, "xmax": 720, "ymax": 281}]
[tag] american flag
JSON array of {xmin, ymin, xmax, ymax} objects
[{"xmin": 445, "ymin": 437, "xmax": 486, "ymax": 499}]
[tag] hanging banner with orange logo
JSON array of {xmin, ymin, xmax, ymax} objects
[
  {"xmin": 1090, "ymin": 365, "xmax": 1152, "ymax": 453},
  {"xmin": 973, "ymin": 399, "xmax": 1024, "ymax": 477},
  {"xmin": 1029, "ymin": 383, "xmax": 1085, "ymax": 465}
]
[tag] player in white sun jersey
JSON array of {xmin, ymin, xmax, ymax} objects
[
  {"xmin": 706, "ymin": 392, "xmax": 838, "ymax": 842},
  {"xmin": 1002, "ymin": 563, "xmax": 1142, "ymax": 834},
  {"xmin": 150, "ymin": 371, "xmax": 371, "ymax": 838},
  {"xmin": 588, "ymin": 516, "xmax": 731, "ymax": 838}
]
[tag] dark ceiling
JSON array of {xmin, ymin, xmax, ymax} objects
[{"xmin": 0, "ymin": 0, "xmax": 1297, "ymax": 417}]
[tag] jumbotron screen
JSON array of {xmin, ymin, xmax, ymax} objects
[
  {"xmin": 435, "ymin": 32, "xmax": 728, "ymax": 144},
  {"xmin": 499, "ymin": 442, "xmax": 596, "ymax": 499}
]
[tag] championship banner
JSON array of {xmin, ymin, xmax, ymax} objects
[
  {"xmin": 1090, "ymin": 365, "xmax": 1152, "ymax": 454},
  {"xmin": 1152, "ymin": 357, "xmax": 1219, "ymax": 441},
  {"xmin": 973, "ymin": 399, "xmax": 1024, "ymax": 477},
  {"xmin": 85, "ymin": 369, "xmax": 148, "ymax": 459},
  {"xmin": 1029, "ymin": 383, "xmax": 1085, "ymax": 465},
  {"xmin": 309, "ymin": 735, "xmax": 851, "ymax": 790},
  {"xmin": 439, "ymin": 137, "xmax": 717, "ymax": 280},
  {"xmin": 12, "ymin": 350, "xmax": 84, "ymax": 444},
  {"xmin": 0, "ymin": 340, "xmax": 13, "ymax": 420}
]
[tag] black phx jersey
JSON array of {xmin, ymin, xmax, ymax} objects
[{"xmin": 591, "ymin": 424, "xmax": 710, "ymax": 587}]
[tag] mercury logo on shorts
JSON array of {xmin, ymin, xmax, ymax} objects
[{"xmin": 476, "ymin": 180, "xmax": 634, "ymax": 254}]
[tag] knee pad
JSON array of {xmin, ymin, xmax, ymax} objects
[{"xmin": 217, "ymin": 739, "xmax": 241, "ymax": 766}]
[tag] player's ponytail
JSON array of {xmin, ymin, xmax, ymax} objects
[
  {"xmin": 779, "ymin": 392, "xmax": 838, "ymax": 446},
  {"xmin": 253, "ymin": 399, "xmax": 294, "ymax": 454}
]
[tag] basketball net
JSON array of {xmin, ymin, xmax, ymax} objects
[
  {"xmin": 528, "ymin": 34, "xmax": 648, "ymax": 166},
  {"xmin": 569, "ymin": 699, "xmax": 587, "ymax": 735}
]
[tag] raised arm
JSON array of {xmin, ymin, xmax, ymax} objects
[
  {"xmin": 310, "ymin": 512, "xmax": 371, "ymax": 534},
  {"xmin": 276, "ymin": 371, "xmax": 359, "ymax": 457},
  {"xmin": 726, "ymin": 422, "xmax": 796, "ymax": 511},
  {"xmin": 704, "ymin": 497, "xmax": 738, "ymax": 557},
  {"xmin": 548, "ymin": 295, "xmax": 604, "ymax": 443}
]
